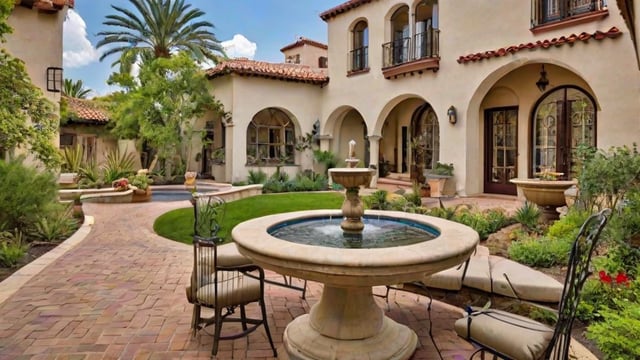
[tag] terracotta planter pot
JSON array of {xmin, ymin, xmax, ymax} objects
[{"xmin": 131, "ymin": 188, "xmax": 152, "ymax": 203}]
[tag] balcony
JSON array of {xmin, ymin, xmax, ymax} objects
[
  {"xmin": 381, "ymin": 28, "xmax": 440, "ymax": 79},
  {"xmin": 348, "ymin": 46, "xmax": 369, "ymax": 75},
  {"xmin": 531, "ymin": 0, "xmax": 608, "ymax": 33}
]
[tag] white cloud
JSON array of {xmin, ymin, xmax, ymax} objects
[
  {"xmin": 221, "ymin": 34, "xmax": 257, "ymax": 59},
  {"xmin": 63, "ymin": 10, "xmax": 100, "ymax": 68}
]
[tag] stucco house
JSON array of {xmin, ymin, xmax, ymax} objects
[
  {"xmin": 198, "ymin": 0, "xmax": 640, "ymax": 197},
  {"xmin": 3, "ymin": 0, "xmax": 73, "ymax": 162},
  {"xmin": 61, "ymin": 96, "xmax": 118, "ymax": 166}
]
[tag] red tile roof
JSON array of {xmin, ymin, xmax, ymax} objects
[
  {"xmin": 64, "ymin": 96, "xmax": 109, "ymax": 124},
  {"xmin": 320, "ymin": 0, "xmax": 376, "ymax": 21},
  {"xmin": 205, "ymin": 58, "xmax": 329, "ymax": 86},
  {"xmin": 280, "ymin": 37, "xmax": 328, "ymax": 52},
  {"xmin": 457, "ymin": 27, "xmax": 622, "ymax": 64}
]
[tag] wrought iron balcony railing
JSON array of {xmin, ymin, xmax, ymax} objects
[
  {"xmin": 348, "ymin": 46, "xmax": 369, "ymax": 72},
  {"xmin": 382, "ymin": 27, "xmax": 440, "ymax": 68}
]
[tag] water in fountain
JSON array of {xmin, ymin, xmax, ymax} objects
[{"xmin": 268, "ymin": 215, "xmax": 438, "ymax": 249}]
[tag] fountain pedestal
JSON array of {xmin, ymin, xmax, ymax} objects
[
  {"xmin": 283, "ymin": 286, "xmax": 416, "ymax": 359},
  {"xmin": 329, "ymin": 167, "xmax": 374, "ymax": 233}
]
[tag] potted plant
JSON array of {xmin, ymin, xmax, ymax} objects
[
  {"xmin": 426, "ymin": 162, "xmax": 454, "ymax": 197},
  {"xmin": 129, "ymin": 169, "xmax": 153, "ymax": 202}
]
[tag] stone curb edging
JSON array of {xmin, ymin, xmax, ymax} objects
[{"xmin": 0, "ymin": 215, "xmax": 95, "ymax": 305}]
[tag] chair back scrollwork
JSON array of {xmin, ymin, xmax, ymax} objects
[{"xmin": 546, "ymin": 208, "xmax": 611, "ymax": 359}]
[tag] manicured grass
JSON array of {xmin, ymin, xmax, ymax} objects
[{"xmin": 154, "ymin": 192, "xmax": 344, "ymax": 244}]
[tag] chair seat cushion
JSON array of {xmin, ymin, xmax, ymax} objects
[
  {"xmin": 196, "ymin": 273, "xmax": 261, "ymax": 308},
  {"xmin": 217, "ymin": 243, "xmax": 253, "ymax": 267},
  {"xmin": 454, "ymin": 308, "xmax": 553, "ymax": 360}
]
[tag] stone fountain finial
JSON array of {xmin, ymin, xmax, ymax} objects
[{"xmin": 346, "ymin": 139, "xmax": 358, "ymax": 168}]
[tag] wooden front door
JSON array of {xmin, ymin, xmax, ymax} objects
[{"xmin": 484, "ymin": 107, "xmax": 518, "ymax": 195}]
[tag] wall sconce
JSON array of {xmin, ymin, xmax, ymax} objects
[
  {"xmin": 46, "ymin": 66, "xmax": 63, "ymax": 92},
  {"xmin": 536, "ymin": 65, "xmax": 549, "ymax": 92},
  {"xmin": 447, "ymin": 105, "xmax": 457, "ymax": 125}
]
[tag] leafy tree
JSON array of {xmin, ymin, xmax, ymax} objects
[
  {"xmin": 108, "ymin": 52, "xmax": 221, "ymax": 179},
  {"xmin": 0, "ymin": 0, "xmax": 61, "ymax": 168},
  {"xmin": 63, "ymin": 79, "xmax": 92, "ymax": 99},
  {"xmin": 96, "ymin": 0, "xmax": 225, "ymax": 70}
]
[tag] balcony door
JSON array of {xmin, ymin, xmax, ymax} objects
[{"xmin": 484, "ymin": 107, "xmax": 518, "ymax": 195}]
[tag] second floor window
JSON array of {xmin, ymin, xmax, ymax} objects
[
  {"xmin": 533, "ymin": 0, "xmax": 605, "ymax": 26},
  {"xmin": 350, "ymin": 21, "xmax": 369, "ymax": 72}
]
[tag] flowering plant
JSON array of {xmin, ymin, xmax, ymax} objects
[
  {"xmin": 599, "ymin": 270, "xmax": 631, "ymax": 287},
  {"xmin": 112, "ymin": 178, "xmax": 129, "ymax": 191}
]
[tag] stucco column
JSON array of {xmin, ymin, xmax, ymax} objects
[
  {"xmin": 368, "ymin": 135, "xmax": 381, "ymax": 188},
  {"xmin": 224, "ymin": 121, "xmax": 234, "ymax": 183}
]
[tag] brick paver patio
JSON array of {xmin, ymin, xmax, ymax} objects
[{"xmin": 0, "ymin": 198, "xmax": 523, "ymax": 359}]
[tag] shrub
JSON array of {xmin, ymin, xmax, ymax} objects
[
  {"xmin": 0, "ymin": 231, "xmax": 27, "ymax": 268},
  {"xmin": 0, "ymin": 158, "xmax": 58, "ymax": 233},
  {"xmin": 508, "ymin": 234, "xmax": 573, "ymax": 267},
  {"xmin": 585, "ymin": 278, "xmax": 640, "ymax": 359},
  {"xmin": 30, "ymin": 205, "xmax": 78, "ymax": 243},
  {"xmin": 247, "ymin": 169, "xmax": 267, "ymax": 184},
  {"xmin": 364, "ymin": 190, "xmax": 390, "ymax": 210},
  {"xmin": 547, "ymin": 208, "xmax": 589, "ymax": 240},
  {"xmin": 513, "ymin": 201, "xmax": 540, "ymax": 230}
]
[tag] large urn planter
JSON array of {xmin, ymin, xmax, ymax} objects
[{"xmin": 510, "ymin": 178, "xmax": 577, "ymax": 221}]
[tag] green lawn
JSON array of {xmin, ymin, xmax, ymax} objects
[{"xmin": 154, "ymin": 192, "xmax": 344, "ymax": 244}]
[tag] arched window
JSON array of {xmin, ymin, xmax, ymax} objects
[
  {"xmin": 532, "ymin": 86, "xmax": 596, "ymax": 178},
  {"xmin": 350, "ymin": 21, "xmax": 368, "ymax": 71},
  {"xmin": 246, "ymin": 108, "xmax": 295, "ymax": 165},
  {"xmin": 390, "ymin": 6, "xmax": 409, "ymax": 65}
]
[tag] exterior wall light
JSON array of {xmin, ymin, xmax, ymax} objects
[
  {"xmin": 46, "ymin": 66, "xmax": 63, "ymax": 92},
  {"xmin": 447, "ymin": 105, "xmax": 457, "ymax": 125},
  {"xmin": 536, "ymin": 65, "xmax": 549, "ymax": 92}
]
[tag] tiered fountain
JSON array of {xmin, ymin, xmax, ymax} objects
[{"xmin": 233, "ymin": 141, "xmax": 479, "ymax": 360}]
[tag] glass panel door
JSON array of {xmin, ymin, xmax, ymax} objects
[{"xmin": 484, "ymin": 107, "xmax": 518, "ymax": 195}]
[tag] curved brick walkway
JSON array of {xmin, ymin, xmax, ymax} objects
[{"xmin": 0, "ymin": 200, "xmax": 480, "ymax": 359}]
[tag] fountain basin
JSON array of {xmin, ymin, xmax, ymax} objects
[
  {"xmin": 328, "ymin": 168, "xmax": 374, "ymax": 188},
  {"xmin": 233, "ymin": 209, "xmax": 479, "ymax": 360}
]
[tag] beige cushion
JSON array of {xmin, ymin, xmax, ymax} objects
[
  {"xmin": 489, "ymin": 256, "xmax": 563, "ymax": 302},
  {"xmin": 455, "ymin": 308, "xmax": 553, "ymax": 360},
  {"xmin": 421, "ymin": 264, "xmax": 465, "ymax": 290},
  {"xmin": 217, "ymin": 243, "xmax": 253, "ymax": 267},
  {"xmin": 461, "ymin": 254, "xmax": 492, "ymax": 292},
  {"xmin": 196, "ymin": 272, "xmax": 261, "ymax": 308}
]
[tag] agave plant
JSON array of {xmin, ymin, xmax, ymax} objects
[{"xmin": 101, "ymin": 149, "xmax": 136, "ymax": 184}]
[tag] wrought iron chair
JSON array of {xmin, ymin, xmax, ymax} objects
[
  {"xmin": 186, "ymin": 195, "xmax": 277, "ymax": 357},
  {"xmin": 454, "ymin": 208, "xmax": 611, "ymax": 360},
  {"xmin": 191, "ymin": 193, "xmax": 307, "ymax": 298}
]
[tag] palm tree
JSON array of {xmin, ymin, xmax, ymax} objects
[
  {"xmin": 96, "ymin": 0, "xmax": 225, "ymax": 68},
  {"xmin": 62, "ymin": 79, "xmax": 92, "ymax": 99}
]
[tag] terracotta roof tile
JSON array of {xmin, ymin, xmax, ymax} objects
[
  {"xmin": 320, "ymin": 0, "xmax": 376, "ymax": 21},
  {"xmin": 280, "ymin": 37, "xmax": 328, "ymax": 52},
  {"xmin": 205, "ymin": 58, "xmax": 329, "ymax": 86},
  {"xmin": 457, "ymin": 27, "xmax": 622, "ymax": 64},
  {"xmin": 64, "ymin": 96, "xmax": 109, "ymax": 124}
]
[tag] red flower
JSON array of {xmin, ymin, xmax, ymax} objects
[
  {"xmin": 599, "ymin": 270, "xmax": 612, "ymax": 284},
  {"xmin": 615, "ymin": 272, "xmax": 630, "ymax": 286}
]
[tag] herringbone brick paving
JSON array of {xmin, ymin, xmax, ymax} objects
[{"xmin": 0, "ymin": 200, "xmax": 483, "ymax": 359}]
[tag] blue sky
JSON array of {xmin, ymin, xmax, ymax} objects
[{"xmin": 63, "ymin": 0, "xmax": 344, "ymax": 97}]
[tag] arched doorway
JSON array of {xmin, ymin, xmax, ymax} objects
[
  {"xmin": 410, "ymin": 103, "xmax": 439, "ymax": 184},
  {"xmin": 531, "ymin": 86, "xmax": 596, "ymax": 178}
]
